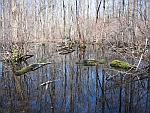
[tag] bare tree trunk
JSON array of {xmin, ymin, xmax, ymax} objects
[
  {"xmin": 47, "ymin": 0, "xmax": 53, "ymax": 39},
  {"xmin": 133, "ymin": 0, "xmax": 138, "ymax": 19},
  {"xmin": 87, "ymin": 0, "xmax": 90, "ymax": 20},
  {"xmin": 128, "ymin": 0, "xmax": 132, "ymax": 23},
  {"xmin": 112, "ymin": 0, "xmax": 115, "ymax": 17},
  {"xmin": 76, "ymin": 0, "xmax": 82, "ymax": 46},
  {"xmin": 86, "ymin": 0, "xmax": 90, "ymax": 41},
  {"xmin": 122, "ymin": 0, "xmax": 125, "ymax": 15},
  {"xmin": 128, "ymin": 0, "xmax": 134, "ymax": 44},
  {"xmin": 1, "ymin": 0, "xmax": 5, "ymax": 45},
  {"xmin": 139, "ymin": 0, "xmax": 143, "ymax": 20},
  {"xmin": 101, "ymin": 0, "xmax": 106, "ymax": 41},
  {"xmin": 68, "ymin": 0, "xmax": 75, "ymax": 41},
  {"xmin": 96, "ymin": 0, "xmax": 102, "ymax": 23},
  {"xmin": 145, "ymin": 0, "xmax": 150, "ymax": 20},
  {"xmin": 148, "ymin": 0, "xmax": 150, "ymax": 20},
  {"xmin": 51, "ymin": 0, "xmax": 55, "ymax": 39},
  {"xmin": 133, "ymin": 0, "xmax": 138, "ymax": 40},
  {"xmin": 63, "ymin": 0, "xmax": 66, "ymax": 44},
  {"xmin": 18, "ymin": 0, "xmax": 25, "ymax": 54},
  {"xmin": 39, "ymin": 0, "xmax": 46, "ymax": 42},
  {"xmin": 145, "ymin": 0, "xmax": 149, "ymax": 24},
  {"xmin": 33, "ymin": 0, "xmax": 37, "ymax": 40},
  {"xmin": 11, "ymin": 0, "xmax": 19, "ymax": 46},
  {"xmin": 106, "ymin": 0, "xmax": 110, "ymax": 24},
  {"xmin": 11, "ymin": 0, "xmax": 22, "ymax": 101}
]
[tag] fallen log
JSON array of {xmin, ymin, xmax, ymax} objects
[
  {"xmin": 15, "ymin": 55, "xmax": 52, "ymax": 76},
  {"xmin": 15, "ymin": 62, "xmax": 51, "ymax": 76}
]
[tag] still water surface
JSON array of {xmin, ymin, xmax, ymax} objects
[
  {"xmin": 0, "ymin": 42, "xmax": 150, "ymax": 113},
  {"xmin": 0, "ymin": 62, "xmax": 2, "ymax": 75}
]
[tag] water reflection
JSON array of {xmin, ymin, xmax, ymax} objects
[
  {"xmin": 0, "ymin": 62, "xmax": 2, "ymax": 75},
  {"xmin": 0, "ymin": 42, "xmax": 150, "ymax": 113}
]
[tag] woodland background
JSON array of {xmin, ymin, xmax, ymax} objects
[{"xmin": 0, "ymin": 0, "xmax": 150, "ymax": 48}]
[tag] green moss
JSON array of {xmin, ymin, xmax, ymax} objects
[
  {"xmin": 15, "ymin": 64, "xmax": 39, "ymax": 76},
  {"xmin": 99, "ymin": 59, "xmax": 106, "ymax": 64},
  {"xmin": 15, "ymin": 66, "xmax": 33, "ymax": 76},
  {"xmin": 110, "ymin": 60, "xmax": 130, "ymax": 69}
]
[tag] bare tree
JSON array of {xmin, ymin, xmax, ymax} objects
[
  {"xmin": 11, "ymin": 0, "xmax": 19, "ymax": 46},
  {"xmin": 112, "ymin": 0, "xmax": 115, "ymax": 17},
  {"xmin": 149, "ymin": 0, "xmax": 150, "ymax": 20},
  {"xmin": 1, "ymin": 0, "xmax": 5, "ymax": 45},
  {"xmin": 96, "ymin": 0, "xmax": 102, "ymax": 23},
  {"xmin": 63, "ymin": 0, "xmax": 66, "ymax": 44},
  {"xmin": 75, "ymin": 0, "xmax": 82, "ymax": 46},
  {"xmin": 133, "ymin": 0, "xmax": 138, "ymax": 19}
]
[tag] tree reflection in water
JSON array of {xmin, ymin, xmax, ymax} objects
[{"xmin": 0, "ymin": 42, "xmax": 150, "ymax": 113}]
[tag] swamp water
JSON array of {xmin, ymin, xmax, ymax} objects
[
  {"xmin": 0, "ymin": 62, "xmax": 2, "ymax": 75},
  {"xmin": 0, "ymin": 42, "xmax": 150, "ymax": 113}
]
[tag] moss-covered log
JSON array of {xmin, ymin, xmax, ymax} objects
[
  {"xmin": 110, "ymin": 60, "xmax": 130, "ymax": 69},
  {"xmin": 15, "ymin": 64, "xmax": 39, "ymax": 76},
  {"xmin": 15, "ymin": 62, "xmax": 52, "ymax": 76},
  {"xmin": 15, "ymin": 56, "xmax": 52, "ymax": 76}
]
